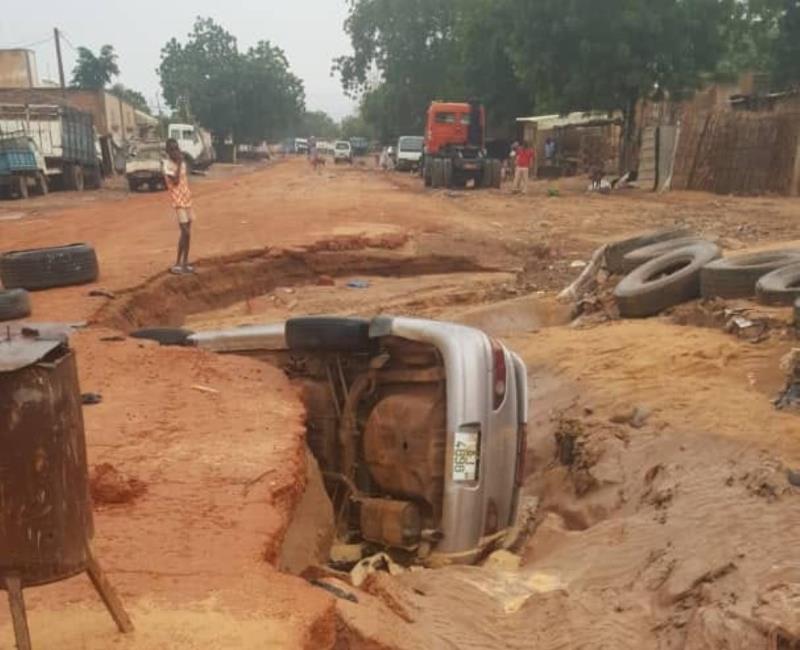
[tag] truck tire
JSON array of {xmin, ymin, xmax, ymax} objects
[
  {"xmin": 621, "ymin": 237, "xmax": 710, "ymax": 274},
  {"xmin": 64, "ymin": 164, "xmax": 85, "ymax": 191},
  {"xmin": 286, "ymin": 317, "xmax": 373, "ymax": 353},
  {"xmin": 755, "ymin": 263, "xmax": 800, "ymax": 305},
  {"xmin": 424, "ymin": 160, "xmax": 433, "ymax": 187},
  {"xmin": 14, "ymin": 175, "xmax": 28, "ymax": 200},
  {"xmin": 431, "ymin": 159, "xmax": 443, "ymax": 188},
  {"xmin": 442, "ymin": 159, "xmax": 453, "ymax": 188},
  {"xmin": 84, "ymin": 166, "xmax": 102, "ymax": 190},
  {"xmin": 0, "ymin": 243, "xmax": 99, "ymax": 290},
  {"xmin": 130, "ymin": 327, "xmax": 195, "ymax": 346},
  {"xmin": 0, "ymin": 288, "xmax": 31, "ymax": 321},
  {"xmin": 614, "ymin": 243, "xmax": 722, "ymax": 318},
  {"xmin": 491, "ymin": 160, "xmax": 502, "ymax": 188},
  {"xmin": 606, "ymin": 228, "xmax": 692, "ymax": 275},
  {"xmin": 35, "ymin": 172, "xmax": 49, "ymax": 196},
  {"xmin": 128, "ymin": 178, "xmax": 140, "ymax": 192},
  {"xmin": 700, "ymin": 249, "xmax": 800, "ymax": 299},
  {"xmin": 480, "ymin": 163, "xmax": 493, "ymax": 189}
]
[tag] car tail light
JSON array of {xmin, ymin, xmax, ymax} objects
[
  {"xmin": 515, "ymin": 423, "xmax": 528, "ymax": 487},
  {"xmin": 491, "ymin": 339, "xmax": 507, "ymax": 410}
]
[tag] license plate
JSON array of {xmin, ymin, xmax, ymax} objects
[
  {"xmin": 453, "ymin": 431, "xmax": 479, "ymax": 481},
  {"xmin": 463, "ymin": 163, "xmax": 477, "ymax": 170}
]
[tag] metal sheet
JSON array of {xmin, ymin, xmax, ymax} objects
[{"xmin": 0, "ymin": 337, "xmax": 63, "ymax": 373}]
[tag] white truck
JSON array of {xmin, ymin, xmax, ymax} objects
[
  {"xmin": 167, "ymin": 123, "xmax": 216, "ymax": 170},
  {"xmin": 125, "ymin": 142, "xmax": 166, "ymax": 192},
  {"xmin": 396, "ymin": 135, "xmax": 424, "ymax": 172},
  {"xmin": 0, "ymin": 104, "xmax": 102, "ymax": 198}
]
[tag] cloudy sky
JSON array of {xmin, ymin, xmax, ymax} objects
[{"xmin": 2, "ymin": 0, "xmax": 357, "ymax": 118}]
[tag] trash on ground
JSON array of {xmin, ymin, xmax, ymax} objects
[
  {"xmin": 347, "ymin": 279, "xmax": 371, "ymax": 289},
  {"xmin": 81, "ymin": 392, "xmax": 103, "ymax": 405},
  {"xmin": 88, "ymin": 289, "xmax": 116, "ymax": 299},
  {"xmin": 309, "ymin": 578, "xmax": 358, "ymax": 603},
  {"xmin": 191, "ymin": 384, "xmax": 220, "ymax": 395},
  {"xmin": 350, "ymin": 552, "xmax": 405, "ymax": 588}
]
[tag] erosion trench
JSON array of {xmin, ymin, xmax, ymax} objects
[{"xmin": 84, "ymin": 238, "xmax": 800, "ymax": 649}]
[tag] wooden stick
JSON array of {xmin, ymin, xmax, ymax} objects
[
  {"xmin": 86, "ymin": 556, "xmax": 134, "ymax": 634},
  {"xmin": 558, "ymin": 244, "xmax": 607, "ymax": 303},
  {"xmin": 4, "ymin": 575, "xmax": 32, "ymax": 650}
]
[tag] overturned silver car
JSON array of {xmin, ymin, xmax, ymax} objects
[{"xmin": 190, "ymin": 316, "xmax": 528, "ymax": 564}]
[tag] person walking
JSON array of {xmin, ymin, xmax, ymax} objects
[
  {"xmin": 513, "ymin": 141, "xmax": 534, "ymax": 194},
  {"xmin": 163, "ymin": 138, "xmax": 195, "ymax": 274}
]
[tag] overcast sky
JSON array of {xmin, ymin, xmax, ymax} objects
[{"xmin": 2, "ymin": 0, "xmax": 356, "ymax": 119}]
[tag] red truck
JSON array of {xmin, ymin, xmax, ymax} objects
[{"xmin": 422, "ymin": 101, "xmax": 502, "ymax": 189}]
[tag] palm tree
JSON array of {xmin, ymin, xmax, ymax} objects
[{"xmin": 71, "ymin": 45, "xmax": 120, "ymax": 89}]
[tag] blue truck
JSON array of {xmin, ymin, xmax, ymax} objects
[{"xmin": 0, "ymin": 104, "xmax": 101, "ymax": 199}]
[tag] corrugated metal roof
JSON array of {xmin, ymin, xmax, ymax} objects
[{"xmin": 516, "ymin": 111, "xmax": 617, "ymax": 129}]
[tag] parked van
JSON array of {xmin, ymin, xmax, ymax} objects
[{"xmin": 334, "ymin": 140, "xmax": 353, "ymax": 164}]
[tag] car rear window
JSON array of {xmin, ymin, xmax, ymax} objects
[
  {"xmin": 399, "ymin": 137, "xmax": 424, "ymax": 152},
  {"xmin": 336, "ymin": 143, "xmax": 349, "ymax": 149}
]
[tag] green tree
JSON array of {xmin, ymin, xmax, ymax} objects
[
  {"xmin": 109, "ymin": 83, "xmax": 151, "ymax": 114},
  {"xmin": 773, "ymin": 0, "xmax": 800, "ymax": 85},
  {"xmin": 70, "ymin": 45, "xmax": 119, "ymax": 89},
  {"xmin": 715, "ymin": 0, "xmax": 784, "ymax": 81},
  {"xmin": 340, "ymin": 112, "xmax": 374, "ymax": 139},
  {"xmin": 506, "ymin": 0, "xmax": 731, "ymax": 166},
  {"xmin": 335, "ymin": 0, "xmax": 465, "ymax": 139},
  {"xmin": 301, "ymin": 110, "xmax": 340, "ymax": 139},
  {"xmin": 158, "ymin": 17, "xmax": 305, "ymax": 144}
]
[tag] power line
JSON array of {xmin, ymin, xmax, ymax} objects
[
  {"xmin": 59, "ymin": 31, "xmax": 78, "ymax": 53},
  {"xmin": 4, "ymin": 35, "xmax": 53, "ymax": 50}
]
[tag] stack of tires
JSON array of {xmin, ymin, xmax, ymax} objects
[
  {"xmin": 610, "ymin": 229, "xmax": 800, "ymax": 319},
  {"xmin": 0, "ymin": 243, "xmax": 99, "ymax": 322}
]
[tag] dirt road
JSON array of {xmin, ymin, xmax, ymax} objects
[{"xmin": 1, "ymin": 158, "xmax": 799, "ymax": 648}]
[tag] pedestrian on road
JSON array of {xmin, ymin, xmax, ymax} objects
[
  {"xmin": 163, "ymin": 138, "xmax": 195, "ymax": 275},
  {"xmin": 513, "ymin": 141, "xmax": 534, "ymax": 194}
]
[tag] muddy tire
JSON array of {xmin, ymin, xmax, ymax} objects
[
  {"xmin": 0, "ymin": 243, "xmax": 99, "ymax": 290},
  {"xmin": 755, "ymin": 263, "xmax": 800, "ymax": 306},
  {"xmin": 605, "ymin": 228, "xmax": 692, "ymax": 275},
  {"xmin": 128, "ymin": 177, "xmax": 140, "ymax": 192},
  {"xmin": 130, "ymin": 327, "xmax": 195, "ymax": 346},
  {"xmin": 430, "ymin": 159, "xmax": 443, "ymax": 188},
  {"xmin": 492, "ymin": 159, "xmax": 502, "ymax": 188},
  {"xmin": 621, "ymin": 237, "xmax": 710, "ymax": 274},
  {"xmin": 0, "ymin": 288, "xmax": 31, "ymax": 321},
  {"xmin": 286, "ymin": 317, "xmax": 373, "ymax": 353},
  {"xmin": 442, "ymin": 159, "xmax": 453, "ymax": 188},
  {"xmin": 423, "ymin": 160, "xmax": 432, "ymax": 187},
  {"xmin": 700, "ymin": 249, "xmax": 800, "ymax": 299},
  {"xmin": 614, "ymin": 243, "xmax": 722, "ymax": 318}
]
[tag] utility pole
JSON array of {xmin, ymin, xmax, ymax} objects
[{"xmin": 53, "ymin": 28, "xmax": 66, "ymax": 92}]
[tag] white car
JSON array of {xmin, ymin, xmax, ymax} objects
[
  {"xmin": 333, "ymin": 141, "xmax": 353, "ymax": 164},
  {"xmin": 189, "ymin": 316, "xmax": 530, "ymax": 565}
]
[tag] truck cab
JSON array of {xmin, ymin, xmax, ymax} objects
[
  {"xmin": 167, "ymin": 123, "xmax": 215, "ymax": 170},
  {"xmin": 423, "ymin": 101, "xmax": 501, "ymax": 190}
]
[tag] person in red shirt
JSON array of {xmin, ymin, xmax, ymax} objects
[{"xmin": 513, "ymin": 141, "xmax": 534, "ymax": 194}]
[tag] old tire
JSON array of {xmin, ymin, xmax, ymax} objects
[
  {"xmin": 0, "ymin": 243, "xmax": 99, "ymax": 290},
  {"xmin": 0, "ymin": 288, "xmax": 31, "ymax": 321},
  {"xmin": 755, "ymin": 263, "xmax": 800, "ymax": 306},
  {"xmin": 700, "ymin": 249, "xmax": 800, "ymax": 299},
  {"xmin": 621, "ymin": 237, "xmax": 711, "ymax": 274},
  {"xmin": 286, "ymin": 317, "xmax": 373, "ymax": 353},
  {"xmin": 430, "ymin": 159, "xmax": 443, "ymax": 188},
  {"xmin": 606, "ymin": 228, "xmax": 692, "ymax": 275},
  {"xmin": 130, "ymin": 327, "xmax": 195, "ymax": 346},
  {"xmin": 614, "ymin": 243, "xmax": 722, "ymax": 318}
]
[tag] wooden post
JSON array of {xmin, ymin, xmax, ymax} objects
[
  {"xmin": 53, "ymin": 28, "xmax": 66, "ymax": 92},
  {"xmin": 86, "ymin": 555, "xmax": 134, "ymax": 634},
  {"xmin": 4, "ymin": 576, "xmax": 32, "ymax": 650},
  {"xmin": 791, "ymin": 128, "xmax": 800, "ymax": 197}
]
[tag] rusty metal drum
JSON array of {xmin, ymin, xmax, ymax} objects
[{"xmin": 0, "ymin": 336, "xmax": 94, "ymax": 587}]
